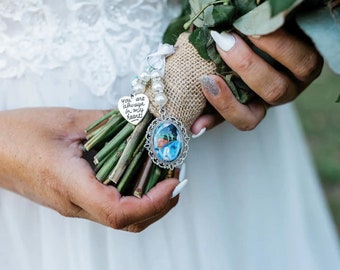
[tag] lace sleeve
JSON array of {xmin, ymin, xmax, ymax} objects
[{"xmin": 0, "ymin": 0, "xmax": 180, "ymax": 96}]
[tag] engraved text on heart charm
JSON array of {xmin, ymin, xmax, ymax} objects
[{"xmin": 118, "ymin": 94, "xmax": 150, "ymax": 125}]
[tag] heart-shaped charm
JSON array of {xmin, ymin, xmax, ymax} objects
[{"xmin": 118, "ymin": 94, "xmax": 150, "ymax": 125}]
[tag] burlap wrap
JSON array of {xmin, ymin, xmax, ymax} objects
[{"xmin": 146, "ymin": 32, "xmax": 217, "ymax": 130}]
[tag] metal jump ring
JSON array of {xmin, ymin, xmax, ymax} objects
[{"xmin": 146, "ymin": 55, "xmax": 165, "ymax": 71}]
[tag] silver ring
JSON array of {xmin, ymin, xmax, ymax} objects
[{"xmin": 146, "ymin": 55, "xmax": 165, "ymax": 71}]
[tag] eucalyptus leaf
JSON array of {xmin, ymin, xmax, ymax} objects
[
  {"xmin": 163, "ymin": 0, "xmax": 191, "ymax": 44},
  {"xmin": 189, "ymin": 0, "xmax": 202, "ymax": 14},
  {"xmin": 224, "ymin": 74, "xmax": 256, "ymax": 103},
  {"xmin": 233, "ymin": 0, "xmax": 303, "ymax": 35},
  {"xmin": 189, "ymin": 27, "xmax": 212, "ymax": 60},
  {"xmin": 269, "ymin": 0, "xmax": 296, "ymax": 16},
  {"xmin": 203, "ymin": 5, "xmax": 216, "ymax": 27},
  {"xmin": 233, "ymin": 0, "xmax": 259, "ymax": 16},
  {"xmin": 188, "ymin": 0, "xmax": 213, "ymax": 27},
  {"xmin": 182, "ymin": 0, "xmax": 191, "ymax": 12},
  {"xmin": 205, "ymin": 34, "xmax": 232, "ymax": 75},
  {"xmin": 212, "ymin": 4, "xmax": 235, "ymax": 27},
  {"xmin": 296, "ymin": 5, "xmax": 340, "ymax": 74},
  {"xmin": 163, "ymin": 14, "xmax": 190, "ymax": 45}
]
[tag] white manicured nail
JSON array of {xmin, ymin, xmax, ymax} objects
[
  {"xmin": 251, "ymin": 35, "xmax": 261, "ymax": 39},
  {"xmin": 210, "ymin": 31, "xmax": 236, "ymax": 52},
  {"xmin": 192, "ymin": 127, "xmax": 206, "ymax": 139},
  {"xmin": 171, "ymin": 179, "xmax": 188, "ymax": 198},
  {"xmin": 179, "ymin": 163, "xmax": 186, "ymax": 182}
]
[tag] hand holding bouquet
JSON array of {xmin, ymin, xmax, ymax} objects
[{"xmin": 83, "ymin": 0, "xmax": 339, "ymax": 197}]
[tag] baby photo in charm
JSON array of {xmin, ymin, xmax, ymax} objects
[
  {"xmin": 145, "ymin": 116, "xmax": 190, "ymax": 170},
  {"xmin": 154, "ymin": 122, "xmax": 182, "ymax": 162}
]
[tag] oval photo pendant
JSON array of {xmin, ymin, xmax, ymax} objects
[{"xmin": 145, "ymin": 116, "xmax": 190, "ymax": 169}]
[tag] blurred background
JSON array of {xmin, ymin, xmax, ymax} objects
[{"xmin": 295, "ymin": 65, "xmax": 340, "ymax": 234}]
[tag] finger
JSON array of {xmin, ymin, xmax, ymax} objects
[
  {"xmin": 69, "ymin": 162, "xmax": 179, "ymax": 229},
  {"xmin": 190, "ymin": 113, "xmax": 224, "ymax": 135},
  {"xmin": 199, "ymin": 75, "xmax": 266, "ymax": 131},
  {"xmin": 115, "ymin": 178, "xmax": 179, "ymax": 228},
  {"xmin": 248, "ymin": 28, "xmax": 323, "ymax": 84},
  {"xmin": 56, "ymin": 108, "xmax": 112, "ymax": 135},
  {"xmin": 129, "ymin": 171, "xmax": 187, "ymax": 232},
  {"xmin": 124, "ymin": 196, "xmax": 179, "ymax": 232},
  {"xmin": 211, "ymin": 31, "xmax": 298, "ymax": 105}
]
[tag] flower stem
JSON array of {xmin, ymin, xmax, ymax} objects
[
  {"xmin": 184, "ymin": 0, "xmax": 230, "ymax": 30},
  {"xmin": 133, "ymin": 156, "xmax": 154, "ymax": 198},
  {"xmin": 105, "ymin": 112, "xmax": 153, "ymax": 185},
  {"xmin": 83, "ymin": 114, "xmax": 126, "ymax": 152},
  {"xmin": 144, "ymin": 165, "xmax": 163, "ymax": 194},
  {"xmin": 96, "ymin": 141, "xmax": 127, "ymax": 183},
  {"xmin": 94, "ymin": 122, "xmax": 135, "ymax": 165},
  {"xmin": 85, "ymin": 109, "xmax": 118, "ymax": 133},
  {"xmin": 117, "ymin": 151, "xmax": 144, "ymax": 194}
]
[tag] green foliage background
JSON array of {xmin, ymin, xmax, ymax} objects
[{"xmin": 296, "ymin": 66, "xmax": 340, "ymax": 233}]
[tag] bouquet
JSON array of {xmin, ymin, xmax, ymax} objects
[{"xmin": 82, "ymin": 0, "xmax": 340, "ymax": 197}]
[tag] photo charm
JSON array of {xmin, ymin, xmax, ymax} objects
[
  {"xmin": 145, "ymin": 115, "xmax": 190, "ymax": 170},
  {"xmin": 118, "ymin": 44, "xmax": 190, "ymax": 170}
]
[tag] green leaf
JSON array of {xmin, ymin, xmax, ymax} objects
[
  {"xmin": 194, "ymin": 4, "xmax": 215, "ymax": 27},
  {"xmin": 205, "ymin": 36, "xmax": 232, "ymax": 75},
  {"xmin": 189, "ymin": 0, "xmax": 202, "ymax": 14},
  {"xmin": 187, "ymin": 0, "xmax": 233, "ymax": 28},
  {"xmin": 233, "ymin": 0, "xmax": 259, "ymax": 16},
  {"xmin": 269, "ymin": 0, "xmax": 296, "ymax": 16},
  {"xmin": 211, "ymin": 4, "xmax": 235, "ymax": 27},
  {"xmin": 296, "ymin": 5, "xmax": 340, "ymax": 74},
  {"xmin": 188, "ymin": 0, "xmax": 212, "ymax": 27},
  {"xmin": 181, "ymin": 0, "xmax": 191, "ymax": 13},
  {"xmin": 189, "ymin": 27, "xmax": 212, "ymax": 60},
  {"xmin": 203, "ymin": 4, "xmax": 216, "ymax": 27},
  {"xmin": 163, "ymin": 0, "xmax": 191, "ymax": 44},
  {"xmin": 224, "ymin": 74, "xmax": 256, "ymax": 103},
  {"xmin": 163, "ymin": 14, "xmax": 190, "ymax": 45},
  {"xmin": 233, "ymin": 0, "xmax": 302, "ymax": 35}
]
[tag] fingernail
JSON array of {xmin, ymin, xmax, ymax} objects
[
  {"xmin": 171, "ymin": 179, "xmax": 188, "ymax": 198},
  {"xmin": 210, "ymin": 31, "xmax": 236, "ymax": 52},
  {"xmin": 251, "ymin": 35, "xmax": 261, "ymax": 39},
  {"xmin": 199, "ymin": 75, "xmax": 219, "ymax": 96},
  {"xmin": 192, "ymin": 127, "xmax": 206, "ymax": 139},
  {"xmin": 179, "ymin": 163, "xmax": 186, "ymax": 182}
]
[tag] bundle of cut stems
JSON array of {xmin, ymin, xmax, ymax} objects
[{"xmin": 82, "ymin": 110, "xmax": 175, "ymax": 197}]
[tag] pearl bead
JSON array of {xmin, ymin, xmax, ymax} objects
[
  {"xmin": 139, "ymin": 72, "xmax": 151, "ymax": 83},
  {"xmin": 152, "ymin": 81, "xmax": 164, "ymax": 92},
  {"xmin": 131, "ymin": 78, "xmax": 139, "ymax": 88},
  {"xmin": 150, "ymin": 70, "xmax": 161, "ymax": 79},
  {"xmin": 133, "ymin": 83, "xmax": 145, "ymax": 94},
  {"xmin": 154, "ymin": 92, "xmax": 168, "ymax": 106}
]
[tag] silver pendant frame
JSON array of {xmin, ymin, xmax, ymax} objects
[{"xmin": 145, "ymin": 115, "xmax": 190, "ymax": 170}]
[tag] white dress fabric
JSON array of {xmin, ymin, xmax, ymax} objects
[{"xmin": 0, "ymin": 1, "xmax": 339, "ymax": 270}]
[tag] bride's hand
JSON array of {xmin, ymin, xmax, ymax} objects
[
  {"xmin": 191, "ymin": 27, "xmax": 323, "ymax": 135},
  {"xmin": 0, "ymin": 108, "xmax": 179, "ymax": 232}
]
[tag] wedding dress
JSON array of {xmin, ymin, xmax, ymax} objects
[{"xmin": 0, "ymin": 1, "xmax": 339, "ymax": 270}]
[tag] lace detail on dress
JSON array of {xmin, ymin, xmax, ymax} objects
[{"xmin": 0, "ymin": 0, "xmax": 179, "ymax": 96}]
